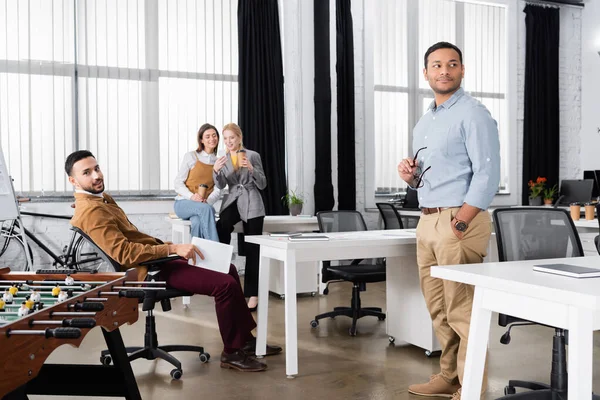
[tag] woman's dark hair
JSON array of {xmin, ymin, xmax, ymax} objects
[
  {"xmin": 424, "ymin": 41, "xmax": 463, "ymax": 69},
  {"xmin": 197, "ymin": 123, "xmax": 219, "ymax": 154}
]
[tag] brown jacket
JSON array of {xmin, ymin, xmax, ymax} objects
[{"xmin": 71, "ymin": 192, "xmax": 170, "ymax": 281}]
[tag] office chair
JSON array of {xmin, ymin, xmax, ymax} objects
[
  {"xmin": 310, "ymin": 211, "xmax": 386, "ymax": 336},
  {"xmin": 376, "ymin": 203, "xmax": 404, "ymax": 230},
  {"xmin": 596, "ymin": 203, "xmax": 600, "ymax": 255},
  {"xmin": 71, "ymin": 227, "xmax": 209, "ymax": 380},
  {"xmin": 493, "ymin": 208, "xmax": 585, "ymax": 399}
]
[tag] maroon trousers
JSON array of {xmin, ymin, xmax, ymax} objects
[{"xmin": 159, "ymin": 260, "xmax": 256, "ymax": 350}]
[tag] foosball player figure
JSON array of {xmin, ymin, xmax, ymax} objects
[
  {"xmin": 17, "ymin": 302, "xmax": 29, "ymax": 317},
  {"xmin": 65, "ymin": 274, "xmax": 75, "ymax": 286},
  {"xmin": 24, "ymin": 295, "xmax": 35, "ymax": 310},
  {"xmin": 57, "ymin": 291, "xmax": 69, "ymax": 303},
  {"xmin": 67, "ymin": 289, "xmax": 74, "ymax": 298},
  {"xmin": 30, "ymin": 289, "xmax": 41, "ymax": 303},
  {"xmin": 8, "ymin": 284, "xmax": 18, "ymax": 296},
  {"xmin": 3, "ymin": 290, "xmax": 13, "ymax": 304},
  {"xmin": 52, "ymin": 284, "xmax": 61, "ymax": 297},
  {"xmin": 0, "ymin": 299, "xmax": 5, "ymax": 312}
]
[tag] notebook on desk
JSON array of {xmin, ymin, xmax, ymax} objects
[
  {"xmin": 288, "ymin": 233, "xmax": 329, "ymax": 241},
  {"xmin": 533, "ymin": 263, "xmax": 600, "ymax": 278}
]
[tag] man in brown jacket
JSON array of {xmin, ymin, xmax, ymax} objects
[{"xmin": 66, "ymin": 150, "xmax": 281, "ymax": 372}]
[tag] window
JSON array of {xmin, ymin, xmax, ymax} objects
[
  {"xmin": 371, "ymin": 0, "xmax": 508, "ymax": 195},
  {"xmin": 0, "ymin": 0, "xmax": 238, "ymax": 195}
]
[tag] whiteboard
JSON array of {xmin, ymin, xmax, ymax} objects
[{"xmin": 0, "ymin": 144, "xmax": 19, "ymax": 221}]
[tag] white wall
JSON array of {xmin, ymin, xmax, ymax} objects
[{"xmin": 581, "ymin": 0, "xmax": 600, "ymax": 171}]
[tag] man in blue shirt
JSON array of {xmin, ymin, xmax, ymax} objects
[{"xmin": 398, "ymin": 42, "xmax": 500, "ymax": 399}]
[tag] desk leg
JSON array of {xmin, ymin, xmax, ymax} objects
[
  {"xmin": 256, "ymin": 252, "xmax": 272, "ymax": 357},
  {"xmin": 284, "ymin": 250, "xmax": 298, "ymax": 378},
  {"xmin": 461, "ymin": 287, "xmax": 491, "ymax": 400},
  {"xmin": 567, "ymin": 306, "xmax": 593, "ymax": 400}
]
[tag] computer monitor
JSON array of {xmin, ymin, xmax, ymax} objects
[
  {"xmin": 583, "ymin": 170, "xmax": 600, "ymax": 198},
  {"xmin": 558, "ymin": 179, "xmax": 594, "ymax": 205}
]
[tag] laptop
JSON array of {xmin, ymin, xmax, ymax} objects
[{"xmin": 557, "ymin": 179, "xmax": 594, "ymax": 205}]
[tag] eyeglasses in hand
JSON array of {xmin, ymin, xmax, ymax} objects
[{"xmin": 413, "ymin": 147, "xmax": 431, "ymax": 189}]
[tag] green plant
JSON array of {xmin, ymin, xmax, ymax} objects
[
  {"xmin": 282, "ymin": 190, "xmax": 304, "ymax": 206},
  {"xmin": 543, "ymin": 184, "xmax": 558, "ymax": 200}
]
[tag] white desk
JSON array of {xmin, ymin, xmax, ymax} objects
[
  {"xmin": 573, "ymin": 219, "xmax": 599, "ymax": 233},
  {"xmin": 431, "ymin": 256, "xmax": 600, "ymax": 400},
  {"xmin": 246, "ymin": 230, "xmax": 439, "ymax": 378}
]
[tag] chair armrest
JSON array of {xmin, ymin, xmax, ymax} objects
[{"xmin": 139, "ymin": 255, "xmax": 183, "ymax": 266}]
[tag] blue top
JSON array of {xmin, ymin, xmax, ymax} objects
[{"xmin": 412, "ymin": 88, "xmax": 500, "ymax": 210}]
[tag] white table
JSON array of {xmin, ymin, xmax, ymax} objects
[
  {"xmin": 246, "ymin": 229, "xmax": 438, "ymax": 378},
  {"xmin": 573, "ymin": 218, "xmax": 599, "ymax": 233},
  {"xmin": 431, "ymin": 256, "xmax": 600, "ymax": 400}
]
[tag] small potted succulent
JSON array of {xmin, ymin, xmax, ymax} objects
[{"xmin": 543, "ymin": 184, "xmax": 558, "ymax": 206}]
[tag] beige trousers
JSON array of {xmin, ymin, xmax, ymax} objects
[{"xmin": 416, "ymin": 207, "xmax": 491, "ymax": 387}]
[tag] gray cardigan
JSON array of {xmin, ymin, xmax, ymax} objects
[{"xmin": 213, "ymin": 149, "xmax": 267, "ymax": 221}]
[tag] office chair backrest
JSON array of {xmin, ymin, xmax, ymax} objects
[
  {"xmin": 493, "ymin": 207, "xmax": 584, "ymax": 262},
  {"xmin": 558, "ymin": 179, "xmax": 594, "ymax": 205},
  {"xmin": 376, "ymin": 203, "xmax": 404, "ymax": 230},
  {"xmin": 317, "ymin": 210, "xmax": 368, "ymax": 233},
  {"xmin": 403, "ymin": 189, "xmax": 420, "ymax": 209},
  {"xmin": 70, "ymin": 227, "xmax": 120, "ymax": 271}
]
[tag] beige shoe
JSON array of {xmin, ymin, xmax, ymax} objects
[
  {"xmin": 408, "ymin": 374, "xmax": 461, "ymax": 398},
  {"xmin": 451, "ymin": 388, "xmax": 461, "ymax": 400}
]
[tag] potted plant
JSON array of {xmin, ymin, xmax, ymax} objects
[
  {"xmin": 282, "ymin": 190, "xmax": 304, "ymax": 216},
  {"xmin": 527, "ymin": 176, "xmax": 546, "ymax": 206},
  {"xmin": 543, "ymin": 184, "xmax": 558, "ymax": 206}
]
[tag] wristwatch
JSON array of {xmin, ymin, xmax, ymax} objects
[{"xmin": 454, "ymin": 219, "xmax": 469, "ymax": 232}]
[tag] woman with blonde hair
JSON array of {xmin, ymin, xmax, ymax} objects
[
  {"xmin": 173, "ymin": 123, "xmax": 221, "ymax": 241},
  {"xmin": 213, "ymin": 123, "xmax": 267, "ymax": 311}
]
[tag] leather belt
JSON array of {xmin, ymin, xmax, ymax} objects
[{"xmin": 421, "ymin": 207, "xmax": 453, "ymax": 215}]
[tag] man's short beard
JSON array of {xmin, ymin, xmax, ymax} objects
[{"xmin": 82, "ymin": 182, "xmax": 104, "ymax": 194}]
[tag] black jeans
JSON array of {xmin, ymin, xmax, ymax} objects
[{"xmin": 217, "ymin": 201, "xmax": 264, "ymax": 297}]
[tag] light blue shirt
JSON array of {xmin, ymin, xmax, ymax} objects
[{"xmin": 412, "ymin": 88, "xmax": 500, "ymax": 210}]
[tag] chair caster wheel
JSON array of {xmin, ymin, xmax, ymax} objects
[
  {"xmin": 425, "ymin": 350, "xmax": 441, "ymax": 358},
  {"xmin": 378, "ymin": 316, "xmax": 386, "ymax": 321},
  {"xmin": 310, "ymin": 320, "xmax": 319, "ymax": 328},
  {"xmin": 388, "ymin": 336, "xmax": 395, "ymax": 344},
  {"xmin": 323, "ymin": 287, "xmax": 329, "ymax": 295},
  {"xmin": 170, "ymin": 369, "xmax": 183, "ymax": 380},
  {"xmin": 311, "ymin": 292, "xmax": 317, "ymax": 297},
  {"xmin": 280, "ymin": 294, "xmax": 285, "ymax": 300},
  {"xmin": 349, "ymin": 327, "xmax": 357, "ymax": 336},
  {"xmin": 199, "ymin": 352, "xmax": 210, "ymax": 363},
  {"xmin": 504, "ymin": 386, "xmax": 516, "ymax": 395},
  {"xmin": 100, "ymin": 355, "xmax": 112, "ymax": 365}
]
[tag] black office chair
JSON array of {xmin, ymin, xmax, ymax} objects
[
  {"xmin": 310, "ymin": 211, "xmax": 386, "ymax": 336},
  {"xmin": 376, "ymin": 203, "xmax": 404, "ymax": 230},
  {"xmin": 493, "ymin": 208, "xmax": 584, "ymax": 399},
  {"xmin": 71, "ymin": 227, "xmax": 209, "ymax": 380}
]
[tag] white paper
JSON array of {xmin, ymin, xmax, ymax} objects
[{"xmin": 188, "ymin": 237, "xmax": 234, "ymax": 274}]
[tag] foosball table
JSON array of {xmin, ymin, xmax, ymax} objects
[{"xmin": 0, "ymin": 267, "xmax": 154, "ymax": 400}]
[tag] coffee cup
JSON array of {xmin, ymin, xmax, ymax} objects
[
  {"xmin": 197, "ymin": 184, "xmax": 208, "ymax": 199},
  {"xmin": 236, "ymin": 149, "xmax": 247, "ymax": 167},
  {"xmin": 584, "ymin": 202, "xmax": 595, "ymax": 220},
  {"xmin": 570, "ymin": 203, "xmax": 581, "ymax": 221}
]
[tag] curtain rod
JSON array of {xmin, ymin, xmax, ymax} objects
[{"xmin": 524, "ymin": 0, "xmax": 584, "ymax": 9}]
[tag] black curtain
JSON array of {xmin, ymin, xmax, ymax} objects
[
  {"xmin": 238, "ymin": 0, "xmax": 287, "ymax": 215},
  {"xmin": 522, "ymin": 5, "xmax": 560, "ymax": 205},
  {"xmin": 314, "ymin": 0, "xmax": 335, "ymax": 213},
  {"xmin": 336, "ymin": 0, "xmax": 355, "ymax": 210}
]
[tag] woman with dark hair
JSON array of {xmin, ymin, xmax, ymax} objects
[
  {"xmin": 213, "ymin": 123, "xmax": 267, "ymax": 311},
  {"xmin": 173, "ymin": 123, "xmax": 221, "ymax": 241}
]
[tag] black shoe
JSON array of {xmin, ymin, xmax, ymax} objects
[
  {"xmin": 248, "ymin": 305, "xmax": 257, "ymax": 312},
  {"xmin": 243, "ymin": 338, "xmax": 282, "ymax": 357},
  {"xmin": 220, "ymin": 350, "xmax": 267, "ymax": 372}
]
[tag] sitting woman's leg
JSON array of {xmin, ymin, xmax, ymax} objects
[{"xmin": 174, "ymin": 199, "xmax": 219, "ymax": 241}]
